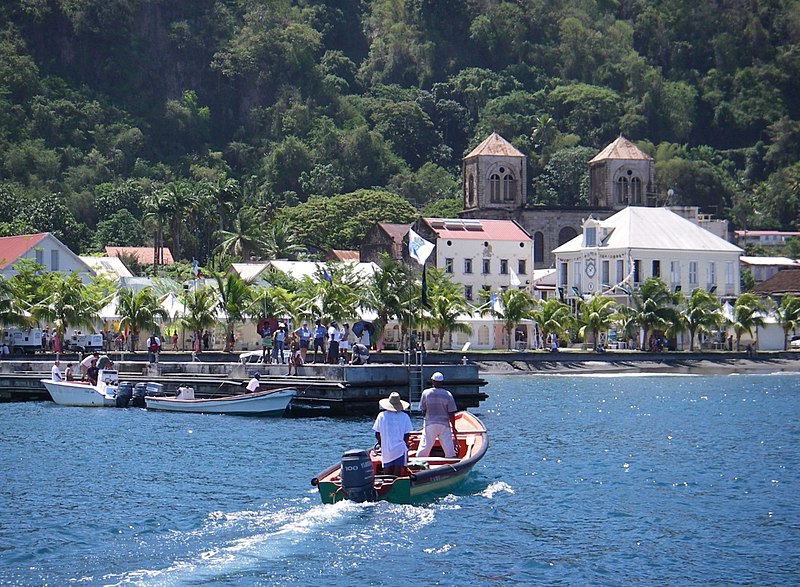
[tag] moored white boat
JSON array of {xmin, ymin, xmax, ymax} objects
[
  {"xmin": 41, "ymin": 370, "xmax": 120, "ymax": 407},
  {"xmin": 144, "ymin": 386, "xmax": 296, "ymax": 416}
]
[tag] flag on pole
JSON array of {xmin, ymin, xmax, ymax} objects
[
  {"xmin": 489, "ymin": 291, "xmax": 496, "ymax": 316},
  {"xmin": 321, "ymin": 267, "xmax": 333, "ymax": 284},
  {"xmin": 192, "ymin": 258, "xmax": 200, "ymax": 279},
  {"xmin": 510, "ymin": 268, "xmax": 521, "ymax": 287},
  {"xmin": 408, "ymin": 228, "xmax": 435, "ymax": 266},
  {"xmin": 420, "ymin": 265, "xmax": 429, "ymax": 308}
]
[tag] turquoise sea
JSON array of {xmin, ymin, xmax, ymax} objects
[{"xmin": 2, "ymin": 373, "xmax": 799, "ymax": 586}]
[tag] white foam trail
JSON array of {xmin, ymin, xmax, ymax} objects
[{"xmin": 479, "ymin": 481, "xmax": 514, "ymax": 498}]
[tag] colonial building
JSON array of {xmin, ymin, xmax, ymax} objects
[
  {"xmin": 553, "ymin": 207, "xmax": 742, "ymax": 307},
  {"xmin": 360, "ymin": 223, "xmax": 411, "ymax": 263},
  {"xmin": 414, "ymin": 217, "xmax": 533, "ymax": 302},
  {"xmin": 0, "ymin": 232, "xmax": 95, "ymax": 281},
  {"xmin": 460, "ymin": 133, "xmax": 729, "ymax": 269}
]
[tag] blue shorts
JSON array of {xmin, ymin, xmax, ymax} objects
[
  {"xmin": 383, "ymin": 454, "xmax": 405, "ymax": 468},
  {"xmin": 299, "ymin": 339, "xmax": 309, "ymax": 349}
]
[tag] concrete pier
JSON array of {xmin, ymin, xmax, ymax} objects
[{"xmin": 0, "ymin": 357, "xmax": 488, "ymax": 416}]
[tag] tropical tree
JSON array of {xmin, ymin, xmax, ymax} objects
[
  {"xmin": 622, "ymin": 277, "xmax": 680, "ymax": 350},
  {"xmin": 423, "ymin": 269, "xmax": 472, "ymax": 351},
  {"xmin": 31, "ymin": 273, "xmax": 103, "ymax": 353},
  {"xmin": 181, "ymin": 287, "xmax": 218, "ymax": 351},
  {"xmin": 160, "ymin": 181, "xmax": 198, "ymax": 261},
  {"xmin": 577, "ymin": 294, "xmax": 621, "ymax": 350},
  {"xmin": 214, "ymin": 272, "xmax": 253, "ymax": 351},
  {"xmin": 0, "ymin": 276, "xmax": 33, "ymax": 329},
  {"xmin": 480, "ymin": 288, "xmax": 536, "ymax": 350},
  {"xmin": 530, "ymin": 297, "xmax": 574, "ymax": 347},
  {"xmin": 730, "ymin": 293, "xmax": 766, "ymax": 350},
  {"xmin": 214, "ymin": 207, "xmax": 268, "ymax": 261},
  {"xmin": 251, "ymin": 284, "xmax": 301, "ymax": 325},
  {"xmin": 263, "ymin": 222, "xmax": 308, "ymax": 261},
  {"xmin": 361, "ymin": 254, "xmax": 413, "ymax": 351},
  {"xmin": 296, "ymin": 264, "xmax": 362, "ymax": 323},
  {"xmin": 682, "ymin": 288, "xmax": 724, "ymax": 351},
  {"xmin": 116, "ymin": 287, "xmax": 169, "ymax": 352},
  {"xmin": 141, "ymin": 187, "xmax": 174, "ymax": 270},
  {"xmin": 774, "ymin": 295, "xmax": 800, "ymax": 350}
]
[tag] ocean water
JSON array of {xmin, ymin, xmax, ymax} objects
[{"xmin": 1, "ymin": 373, "xmax": 799, "ymax": 586}]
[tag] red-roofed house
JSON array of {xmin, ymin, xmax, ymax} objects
[
  {"xmin": 0, "ymin": 232, "xmax": 95, "ymax": 280},
  {"xmin": 105, "ymin": 246, "xmax": 175, "ymax": 266},
  {"xmin": 325, "ymin": 249, "xmax": 361, "ymax": 263},
  {"xmin": 416, "ymin": 218, "xmax": 532, "ymax": 301}
]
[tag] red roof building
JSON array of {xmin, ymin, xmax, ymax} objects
[{"xmin": 105, "ymin": 246, "xmax": 175, "ymax": 266}]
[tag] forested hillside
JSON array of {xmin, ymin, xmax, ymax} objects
[{"xmin": 1, "ymin": 0, "xmax": 798, "ymax": 264}]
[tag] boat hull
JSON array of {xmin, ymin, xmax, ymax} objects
[
  {"xmin": 312, "ymin": 411, "xmax": 488, "ymax": 504},
  {"xmin": 144, "ymin": 387, "xmax": 295, "ymax": 415},
  {"xmin": 41, "ymin": 380, "xmax": 116, "ymax": 407}
]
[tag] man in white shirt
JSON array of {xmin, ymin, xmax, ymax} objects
[
  {"xmin": 51, "ymin": 360, "xmax": 62, "ymax": 382},
  {"xmin": 246, "ymin": 372, "xmax": 261, "ymax": 393},
  {"xmin": 326, "ymin": 321, "xmax": 341, "ymax": 364},
  {"xmin": 372, "ymin": 392, "xmax": 413, "ymax": 476},
  {"xmin": 79, "ymin": 352, "xmax": 99, "ymax": 381}
]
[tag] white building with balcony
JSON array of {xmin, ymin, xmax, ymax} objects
[
  {"xmin": 417, "ymin": 217, "xmax": 533, "ymax": 302},
  {"xmin": 553, "ymin": 207, "xmax": 742, "ymax": 306}
]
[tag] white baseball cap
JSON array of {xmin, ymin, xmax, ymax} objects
[{"xmin": 431, "ymin": 372, "xmax": 444, "ymax": 382}]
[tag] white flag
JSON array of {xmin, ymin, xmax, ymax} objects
[
  {"xmin": 408, "ymin": 228, "xmax": 435, "ymax": 265},
  {"xmin": 510, "ymin": 268, "xmax": 521, "ymax": 287}
]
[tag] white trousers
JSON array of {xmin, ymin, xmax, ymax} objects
[{"xmin": 416, "ymin": 422, "xmax": 456, "ymax": 458}]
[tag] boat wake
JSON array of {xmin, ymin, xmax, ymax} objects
[
  {"xmin": 104, "ymin": 498, "xmax": 435, "ymax": 586},
  {"xmin": 478, "ymin": 481, "xmax": 514, "ymax": 498}
]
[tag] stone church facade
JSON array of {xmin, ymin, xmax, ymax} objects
[{"xmin": 460, "ymin": 133, "xmax": 659, "ymax": 269}]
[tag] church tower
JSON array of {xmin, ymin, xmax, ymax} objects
[
  {"xmin": 588, "ymin": 136, "xmax": 655, "ymax": 208},
  {"xmin": 462, "ymin": 132, "xmax": 526, "ymax": 212}
]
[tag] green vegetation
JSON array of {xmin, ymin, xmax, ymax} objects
[{"xmin": 0, "ymin": 0, "xmax": 798, "ymax": 267}]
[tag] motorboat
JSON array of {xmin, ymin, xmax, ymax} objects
[
  {"xmin": 311, "ymin": 411, "xmax": 488, "ymax": 504},
  {"xmin": 41, "ymin": 370, "xmax": 120, "ymax": 407},
  {"xmin": 144, "ymin": 386, "xmax": 296, "ymax": 416}
]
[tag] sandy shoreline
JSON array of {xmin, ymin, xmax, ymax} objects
[{"xmin": 473, "ymin": 357, "xmax": 800, "ymax": 376}]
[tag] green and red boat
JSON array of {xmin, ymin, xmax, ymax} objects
[{"xmin": 311, "ymin": 411, "xmax": 488, "ymax": 504}]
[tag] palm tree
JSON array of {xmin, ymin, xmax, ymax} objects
[
  {"xmin": 530, "ymin": 297, "xmax": 574, "ymax": 347},
  {"xmin": 214, "ymin": 272, "xmax": 253, "ymax": 351},
  {"xmin": 532, "ymin": 113, "xmax": 558, "ymax": 162},
  {"xmin": 0, "ymin": 277, "xmax": 33, "ymax": 329},
  {"xmin": 142, "ymin": 187, "xmax": 175, "ymax": 270},
  {"xmin": 31, "ymin": 273, "xmax": 103, "ymax": 353},
  {"xmin": 361, "ymin": 254, "xmax": 413, "ymax": 351},
  {"xmin": 263, "ymin": 223, "xmax": 307, "ymax": 261},
  {"xmin": 181, "ymin": 288, "xmax": 218, "ymax": 351},
  {"xmin": 214, "ymin": 207, "xmax": 269, "ymax": 261},
  {"xmin": 480, "ymin": 288, "xmax": 536, "ymax": 350},
  {"xmin": 423, "ymin": 269, "xmax": 472, "ymax": 351},
  {"xmin": 577, "ymin": 294, "xmax": 621, "ymax": 350},
  {"xmin": 160, "ymin": 181, "xmax": 199, "ymax": 261},
  {"xmin": 296, "ymin": 264, "xmax": 362, "ymax": 323},
  {"xmin": 682, "ymin": 288, "xmax": 724, "ymax": 351},
  {"xmin": 116, "ymin": 287, "xmax": 169, "ymax": 352},
  {"xmin": 623, "ymin": 277, "xmax": 680, "ymax": 350},
  {"xmin": 730, "ymin": 292, "xmax": 766, "ymax": 350},
  {"xmin": 775, "ymin": 295, "xmax": 800, "ymax": 350}
]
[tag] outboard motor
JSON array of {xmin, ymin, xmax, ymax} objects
[
  {"xmin": 340, "ymin": 449, "xmax": 376, "ymax": 503},
  {"xmin": 116, "ymin": 382, "xmax": 133, "ymax": 408},
  {"xmin": 131, "ymin": 382, "xmax": 148, "ymax": 408}
]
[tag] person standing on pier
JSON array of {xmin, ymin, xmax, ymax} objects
[
  {"xmin": 295, "ymin": 321, "xmax": 311, "ymax": 363},
  {"xmin": 416, "ymin": 372, "xmax": 458, "ymax": 458},
  {"xmin": 311, "ymin": 319, "xmax": 326, "ymax": 364}
]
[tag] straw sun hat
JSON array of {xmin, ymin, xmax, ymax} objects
[{"xmin": 379, "ymin": 391, "xmax": 410, "ymax": 412}]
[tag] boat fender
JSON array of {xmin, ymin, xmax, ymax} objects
[{"xmin": 340, "ymin": 449, "xmax": 376, "ymax": 503}]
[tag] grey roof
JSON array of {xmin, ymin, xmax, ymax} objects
[{"xmin": 553, "ymin": 207, "xmax": 743, "ymax": 254}]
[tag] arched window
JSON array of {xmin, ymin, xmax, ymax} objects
[
  {"xmin": 631, "ymin": 177, "xmax": 642, "ymax": 204},
  {"xmin": 503, "ymin": 174, "xmax": 515, "ymax": 201},
  {"xmin": 616, "ymin": 177, "xmax": 629, "ymax": 204},
  {"xmin": 478, "ymin": 325, "xmax": 490, "ymax": 346},
  {"xmin": 467, "ymin": 175, "xmax": 475, "ymax": 207},
  {"xmin": 534, "ymin": 232, "xmax": 544, "ymax": 263},
  {"xmin": 490, "ymin": 174, "xmax": 500, "ymax": 202},
  {"xmin": 558, "ymin": 226, "xmax": 578, "ymax": 246}
]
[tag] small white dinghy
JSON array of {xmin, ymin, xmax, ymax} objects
[
  {"xmin": 41, "ymin": 370, "xmax": 120, "ymax": 407},
  {"xmin": 144, "ymin": 386, "xmax": 296, "ymax": 416}
]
